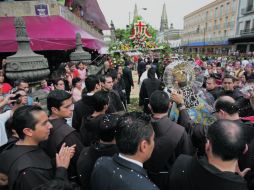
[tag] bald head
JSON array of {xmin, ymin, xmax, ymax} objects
[
  {"xmin": 207, "ymin": 120, "xmax": 246, "ymax": 161},
  {"xmin": 218, "ymin": 96, "xmax": 235, "ymax": 103},
  {"xmin": 214, "ymin": 96, "xmax": 238, "ymax": 115}
]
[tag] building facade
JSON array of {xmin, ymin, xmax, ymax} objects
[
  {"xmin": 157, "ymin": 23, "xmax": 182, "ymax": 48},
  {"xmin": 182, "ymin": 0, "xmax": 239, "ymax": 54},
  {"xmin": 229, "ymin": 0, "xmax": 254, "ymax": 53},
  {"xmin": 158, "ymin": 4, "xmax": 182, "ymax": 48}
]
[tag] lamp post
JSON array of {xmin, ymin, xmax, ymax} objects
[
  {"xmin": 203, "ymin": 26, "xmax": 206, "ymax": 54},
  {"xmin": 140, "ymin": 8, "xmax": 148, "ymax": 23}
]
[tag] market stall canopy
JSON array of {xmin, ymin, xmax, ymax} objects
[{"xmin": 0, "ymin": 15, "xmax": 106, "ymax": 52}]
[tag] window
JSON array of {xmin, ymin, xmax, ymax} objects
[
  {"xmin": 215, "ymin": 7, "xmax": 218, "ymax": 18},
  {"xmin": 226, "ymin": 2, "xmax": 230, "ymax": 14},
  {"xmin": 232, "ymin": 0, "xmax": 236, "ymax": 12},
  {"xmin": 230, "ymin": 17, "xmax": 235, "ymax": 30},
  {"xmin": 225, "ymin": 16, "xmax": 228, "ymax": 28},
  {"xmin": 220, "ymin": 5, "xmax": 224, "ymax": 17},
  {"xmin": 210, "ymin": 10, "xmax": 213, "ymax": 18},
  {"xmin": 247, "ymin": 0, "xmax": 254, "ymax": 11},
  {"xmin": 245, "ymin": 20, "xmax": 251, "ymax": 30}
]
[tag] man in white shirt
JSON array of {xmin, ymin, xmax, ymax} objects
[{"xmin": 0, "ymin": 90, "xmax": 28, "ymax": 146}]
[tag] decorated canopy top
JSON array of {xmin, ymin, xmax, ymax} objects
[
  {"xmin": 129, "ymin": 20, "xmax": 153, "ymax": 49},
  {"xmin": 109, "ymin": 18, "xmax": 158, "ymax": 52}
]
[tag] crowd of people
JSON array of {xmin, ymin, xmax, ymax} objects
[{"xmin": 0, "ymin": 54, "xmax": 254, "ymax": 190}]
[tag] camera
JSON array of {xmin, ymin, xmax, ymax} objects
[
  {"xmin": 9, "ymin": 93, "xmax": 22, "ymax": 105},
  {"xmin": 10, "ymin": 94, "xmax": 21, "ymax": 101}
]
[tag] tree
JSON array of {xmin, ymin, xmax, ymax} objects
[{"xmin": 115, "ymin": 29, "xmax": 126, "ymax": 41}]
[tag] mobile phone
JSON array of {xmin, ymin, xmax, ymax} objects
[{"xmin": 10, "ymin": 94, "xmax": 21, "ymax": 101}]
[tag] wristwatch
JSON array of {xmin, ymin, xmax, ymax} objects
[{"xmin": 177, "ymin": 103, "xmax": 186, "ymax": 110}]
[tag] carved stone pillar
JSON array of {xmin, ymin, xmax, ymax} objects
[
  {"xmin": 70, "ymin": 33, "xmax": 91, "ymax": 64},
  {"xmin": 70, "ymin": 33, "xmax": 103, "ymax": 75},
  {"xmin": 5, "ymin": 17, "xmax": 50, "ymax": 83}
]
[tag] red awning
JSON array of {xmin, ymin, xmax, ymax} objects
[{"xmin": 0, "ymin": 15, "xmax": 106, "ymax": 52}]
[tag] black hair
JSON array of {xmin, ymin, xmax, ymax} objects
[
  {"xmin": 5, "ymin": 117, "xmax": 14, "ymax": 139},
  {"xmin": 52, "ymin": 78, "xmax": 65, "ymax": 86},
  {"xmin": 92, "ymin": 90, "xmax": 109, "ymax": 112},
  {"xmin": 116, "ymin": 112, "xmax": 153, "ymax": 155},
  {"xmin": 12, "ymin": 105, "xmax": 43, "ymax": 140},
  {"xmin": 223, "ymin": 74, "xmax": 236, "ymax": 82},
  {"xmin": 72, "ymin": 77, "xmax": 81, "ymax": 87},
  {"xmin": 100, "ymin": 74, "xmax": 112, "ymax": 83},
  {"xmin": 47, "ymin": 90, "xmax": 72, "ymax": 114},
  {"xmin": 149, "ymin": 90, "xmax": 170, "ymax": 113},
  {"xmin": 55, "ymin": 63, "xmax": 67, "ymax": 78},
  {"xmin": 206, "ymin": 77, "xmax": 216, "ymax": 83},
  {"xmin": 78, "ymin": 61, "xmax": 84, "ymax": 65},
  {"xmin": 108, "ymin": 69, "xmax": 118, "ymax": 81},
  {"xmin": 14, "ymin": 78, "xmax": 28, "ymax": 88},
  {"xmin": 214, "ymin": 96, "xmax": 239, "ymax": 115},
  {"xmin": 85, "ymin": 75, "xmax": 100, "ymax": 92},
  {"xmin": 115, "ymin": 64, "xmax": 122, "ymax": 71},
  {"xmin": 207, "ymin": 120, "xmax": 246, "ymax": 161},
  {"xmin": 147, "ymin": 68, "xmax": 156, "ymax": 80},
  {"xmin": 67, "ymin": 62, "xmax": 76, "ymax": 68},
  {"xmin": 98, "ymin": 114, "xmax": 119, "ymax": 142}
]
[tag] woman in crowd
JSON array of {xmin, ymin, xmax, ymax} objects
[{"xmin": 72, "ymin": 77, "xmax": 83, "ymax": 102}]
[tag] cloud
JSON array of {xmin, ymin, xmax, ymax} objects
[{"xmin": 97, "ymin": 0, "xmax": 213, "ymax": 30}]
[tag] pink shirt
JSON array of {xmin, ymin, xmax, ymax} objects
[{"xmin": 72, "ymin": 87, "xmax": 82, "ymax": 102}]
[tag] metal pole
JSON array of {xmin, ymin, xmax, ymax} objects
[{"xmin": 129, "ymin": 11, "xmax": 131, "ymax": 25}]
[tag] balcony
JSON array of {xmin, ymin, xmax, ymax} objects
[
  {"xmin": 0, "ymin": 0, "xmax": 104, "ymax": 40},
  {"xmin": 241, "ymin": 5, "xmax": 254, "ymax": 15},
  {"xmin": 240, "ymin": 28, "xmax": 254, "ymax": 36}
]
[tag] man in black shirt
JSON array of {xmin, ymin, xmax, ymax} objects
[
  {"xmin": 77, "ymin": 113, "xmax": 119, "ymax": 190},
  {"xmin": 100, "ymin": 75, "xmax": 125, "ymax": 113},
  {"xmin": 123, "ymin": 62, "xmax": 134, "ymax": 104},
  {"xmin": 72, "ymin": 75, "xmax": 101, "ymax": 131},
  {"xmin": 170, "ymin": 120, "xmax": 248, "ymax": 190},
  {"xmin": 46, "ymin": 90, "xmax": 84, "ymax": 182},
  {"xmin": 0, "ymin": 105, "xmax": 73, "ymax": 190}
]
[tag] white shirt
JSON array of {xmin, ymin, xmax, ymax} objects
[
  {"xmin": 139, "ymin": 70, "xmax": 158, "ymax": 88},
  {"xmin": 242, "ymin": 60, "xmax": 249, "ymax": 68},
  {"xmin": 0, "ymin": 110, "xmax": 12, "ymax": 146},
  {"xmin": 119, "ymin": 153, "xmax": 143, "ymax": 168}
]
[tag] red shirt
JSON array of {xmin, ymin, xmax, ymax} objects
[
  {"xmin": 1, "ymin": 83, "xmax": 12, "ymax": 94},
  {"xmin": 72, "ymin": 69, "xmax": 80, "ymax": 78}
]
